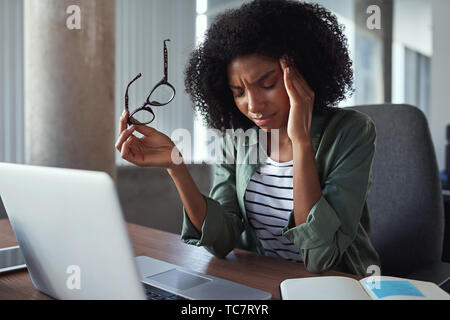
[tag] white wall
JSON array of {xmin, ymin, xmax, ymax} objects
[{"xmin": 430, "ymin": 0, "xmax": 450, "ymax": 171}]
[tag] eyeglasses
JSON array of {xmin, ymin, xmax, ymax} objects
[{"xmin": 125, "ymin": 39, "xmax": 176, "ymax": 125}]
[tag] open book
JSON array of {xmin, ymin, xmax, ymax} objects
[{"xmin": 280, "ymin": 276, "xmax": 450, "ymax": 300}]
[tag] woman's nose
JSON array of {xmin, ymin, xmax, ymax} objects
[{"xmin": 247, "ymin": 90, "xmax": 265, "ymax": 114}]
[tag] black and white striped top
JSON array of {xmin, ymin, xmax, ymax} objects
[{"xmin": 244, "ymin": 157, "xmax": 302, "ymax": 263}]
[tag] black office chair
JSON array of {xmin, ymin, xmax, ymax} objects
[{"xmin": 349, "ymin": 104, "xmax": 450, "ymax": 285}]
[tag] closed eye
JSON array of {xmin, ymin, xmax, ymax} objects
[
  {"xmin": 262, "ymin": 83, "xmax": 275, "ymax": 90},
  {"xmin": 231, "ymin": 83, "xmax": 275, "ymax": 97}
]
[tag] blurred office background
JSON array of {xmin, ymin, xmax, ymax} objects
[{"xmin": 0, "ymin": 0, "xmax": 449, "ymax": 241}]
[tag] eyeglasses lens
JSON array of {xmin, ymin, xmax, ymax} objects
[
  {"xmin": 149, "ymin": 84, "xmax": 175, "ymax": 105},
  {"xmin": 130, "ymin": 110, "xmax": 155, "ymax": 125}
]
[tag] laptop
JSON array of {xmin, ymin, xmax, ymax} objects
[{"xmin": 0, "ymin": 162, "xmax": 271, "ymax": 300}]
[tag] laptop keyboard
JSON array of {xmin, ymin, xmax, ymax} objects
[{"xmin": 143, "ymin": 283, "xmax": 188, "ymax": 300}]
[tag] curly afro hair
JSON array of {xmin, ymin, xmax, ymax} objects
[{"xmin": 184, "ymin": 0, "xmax": 354, "ymax": 131}]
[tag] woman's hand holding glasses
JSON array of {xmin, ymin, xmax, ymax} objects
[{"xmin": 115, "ymin": 109, "xmax": 181, "ymax": 168}]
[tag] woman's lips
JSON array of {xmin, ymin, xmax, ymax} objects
[{"xmin": 253, "ymin": 113, "xmax": 276, "ymax": 126}]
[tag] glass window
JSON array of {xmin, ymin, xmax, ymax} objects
[
  {"xmin": 405, "ymin": 48, "xmax": 431, "ymax": 115},
  {"xmin": 392, "ymin": 0, "xmax": 432, "ymax": 117},
  {"xmin": 354, "ymin": 30, "xmax": 384, "ymax": 105}
]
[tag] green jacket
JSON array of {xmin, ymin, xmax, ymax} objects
[{"xmin": 181, "ymin": 108, "xmax": 381, "ymax": 277}]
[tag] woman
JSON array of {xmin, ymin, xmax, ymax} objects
[{"xmin": 116, "ymin": 0, "xmax": 380, "ymax": 276}]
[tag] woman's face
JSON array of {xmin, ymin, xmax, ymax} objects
[{"xmin": 227, "ymin": 54, "xmax": 291, "ymax": 131}]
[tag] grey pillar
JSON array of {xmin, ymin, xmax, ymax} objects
[{"xmin": 24, "ymin": 0, "xmax": 116, "ymax": 179}]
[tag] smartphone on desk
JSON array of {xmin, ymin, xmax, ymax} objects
[{"xmin": 0, "ymin": 246, "xmax": 27, "ymax": 274}]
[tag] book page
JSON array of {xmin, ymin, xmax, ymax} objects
[
  {"xmin": 280, "ymin": 276, "xmax": 370, "ymax": 300},
  {"xmin": 360, "ymin": 276, "xmax": 450, "ymax": 300}
]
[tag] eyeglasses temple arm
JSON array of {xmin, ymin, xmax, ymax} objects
[
  {"xmin": 163, "ymin": 39, "xmax": 170, "ymax": 82},
  {"xmin": 125, "ymin": 73, "xmax": 142, "ymax": 109}
]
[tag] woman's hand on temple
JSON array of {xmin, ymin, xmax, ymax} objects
[{"xmin": 280, "ymin": 57, "xmax": 315, "ymax": 145}]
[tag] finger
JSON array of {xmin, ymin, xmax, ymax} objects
[
  {"xmin": 292, "ymin": 70, "xmax": 314, "ymax": 98},
  {"xmin": 283, "ymin": 67, "xmax": 302, "ymax": 104},
  {"xmin": 133, "ymin": 125, "xmax": 159, "ymax": 136},
  {"xmin": 280, "ymin": 55, "xmax": 295, "ymax": 72},
  {"xmin": 280, "ymin": 57, "xmax": 301, "ymax": 94},
  {"xmin": 280, "ymin": 57, "xmax": 314, "ymax": 98},
  {"xmin": 280, "ymin": 56, "xmax": 289, "ymax": 70},
  {"xmin": 291, "ymin": 71, "xmax": 310, "ymax": 100},
  {"xmin": 121, "ymin": 135, "xmax": 134, "ymax": 160},
  {"xmin": 115, "ymin": 125, "xmax": 136, "ymax": 152},
  {"xmin": 289, "ymin": 70, "xmax": 315, "ymax": 109},
  {"xmin": 119, "ymin": 109, "xmax": 130, "ymax": 135},
  {"xmin": 121, "ymin": 135, "xmax": 140, "ymax": 161}
]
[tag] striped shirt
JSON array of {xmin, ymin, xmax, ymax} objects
[{"xmin": 244, "ymin": 156, "xmax": 302, "ymax": 263}]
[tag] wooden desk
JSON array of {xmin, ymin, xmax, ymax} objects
[{"xmin": 0, "ymin": 219, "xmax": 359, "ymax": 300}]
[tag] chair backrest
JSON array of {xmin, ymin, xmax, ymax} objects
[{"xmin": 349, "ymin": 104, "xmax": 445, "ymax": 277}]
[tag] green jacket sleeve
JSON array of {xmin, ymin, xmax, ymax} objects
[
  {"xmin": 282, "ymin": 113, "xmax": 376, "ymax": 273},
  {"xmin": 181, "ymin": 162, "xmax": 245, "ymax": 258}
]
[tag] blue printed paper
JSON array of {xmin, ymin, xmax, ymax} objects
[{"xmin": 367, "ymin": 281, "xmax": 425, "ymax": 299}]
